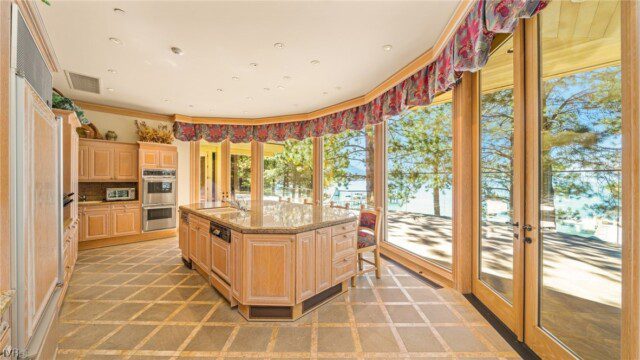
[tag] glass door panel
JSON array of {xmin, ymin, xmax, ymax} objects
[
  {"xmin": 479, "ymin": 35, "xmax": 516, "ymax": 304},
  {"xmin": 230, "ymin": 143, "xmax": 252, "ymax": 201},
  {"xmin": 527, "ymin": 2, "xmax": 622, "ymax": 359},
  {"xmin": 385, "ymin": 93, "xmax": 453, "ymax": 269}
]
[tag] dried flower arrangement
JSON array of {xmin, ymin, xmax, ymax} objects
[{"xmin": 135, "ymin": 120, "xmax": 174, "ymax": 144}]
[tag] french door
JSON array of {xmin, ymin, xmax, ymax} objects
[{"xmin": 475, "ymin": 2, "xmax": 623, "ymax": 359}]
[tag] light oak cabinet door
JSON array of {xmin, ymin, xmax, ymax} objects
[
  {"xmin": 82, "ymin": 207, "xmax": 110, "ymax": 241},
  {"xmin": 140, "ymin": 149, "xmax": 159, "ymax": 168},
  {"xmin": 296, "ymin": 231, "xmax": 316, "ymax": 303},
  {"xmin": 89, "ymin": 146, "xmax": 114, "ymax": 180},
  {"xmin": 179, "ymin": 213, "xmax": 189, "ymax": 260},
  {"xmin": 332, "ymin": 255, "xmax": 356, "ymax": 286},
  {"xmin": 78, "ymin": 144, "xmax": 89, "ymax": 180},
  {"xmin": 197, "ymin": 218, "xmax": 211, "ymax": 270},
  {"xmin": 211, "ymin": 236, "xmax": 230, "ymax": 283},
  {"xmin": 188, "ymin": 219, "xmax": 198, "ymax": 262},
  {"xmin": 244, "ymin": 234, "xmax": 295, "ymax": 305},
  {"xmin": 159, "ymin": 150, "xmax": 177, "ymax": 168},
  {"xmin": 315, "ymin": 227, "xmax": 332, "ymax": 293},
  {"xmin": 114, "ymin": 146, "xmax": 138, "ymax": 180},
  {"xmin": 231, "ymin": 231, "xmax": 242, "ymax": 300},
  {"xmin": 111, "ymin": 207, "xmax": 141, "ymax": 236}
]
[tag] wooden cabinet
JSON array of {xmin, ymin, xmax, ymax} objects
[
  {"xmin": 332, "ymin": 231, "xmax": 356, "ymax": 261},
  {"xmin": 159, "ymin": 150, "xmax": 178, "ymax": 168},
  {"xmin": 88, "ymin": 145, "xmax": 114, "ymax": 180},
  {"xmin": 315, "ymin": 227, "xmax": 332, "ymax": 293},
  {"xmin": 80, "ymin": 205, "xmax": 110, "ymax": 241},
  {"xmin": 114, "ymin": 145, "xmax": 138, "ymax": 180},
  {"xmin": 78, "ymin": 144, "xmax": 88, "ymax": 180},
  {"xmin": 188, "ymin": 218, "xmax": 198, "ymax": 261},
  {"xmin": 196, "ymin": 218, "xmax": 211, "ymax": 270},
  {"xmin": 296, "ymin": 231, "xmax": 316, "ymax": 303},
  {"xmin": 231, "ymin": 231, "xmax": 242, "ymax": 300},
  {"xmin": 79, "ymin": 139, "xmax": 139, "ymax": 181},
  {"xmin": 179, "ymin": 212, "xmax": 189, "ymax": 261},
  {"xmin": 244, "ymin": 234, "xmax": 295, "ymax": 305},
  {"xmin": 211, "ymin": 235, "xmax": 230, "ymax": 283},
  {"xmin": 139, "ymin": 143, "xmax": 177, "ymax": 169},
  {"xmin": 111, "ymin": 204, "xmax": 141, "ymax": 236},
  {"xmin": 332, "ymin": 254, "xmax": 356, "ymax": 286}
]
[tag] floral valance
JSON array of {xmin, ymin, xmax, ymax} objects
[{"xmin": 174, "ymin": 0, "xmax": 547, "ymax": 143}]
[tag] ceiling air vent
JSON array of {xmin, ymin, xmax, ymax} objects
[{"xmin": 65, "ymin": 71, "xmax": 101, "ymax": 94}]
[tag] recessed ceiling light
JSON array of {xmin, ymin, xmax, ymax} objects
[
  {"xmin": 243, "ymin": 111, "xmax": 248, "ymax": 114},
  {"xmin": 293, "ymin": 103, "xmax": 298, "ymax": 107},
  {"xmin": 232, "ymin": 76, "xmax": 240, "ymax": 81},
  {"xmin": 171, "ymin": 47, "xmax": 184, "ymax": 55},
  {"xmin": 163, "ymin": 99, "xmax": 169, "ymax": 102},
  {"xmin": 107, "ymin": 88, "xmax": 115, "ymax": 92},
  {"xmin": 277, "ymin": 85, "xmax": 284, "ymax": 90},
  {"xmin": 216, "ymin": 88, "xmax": 223, "ymax": 92},
  {"xmin": 113, "ymin": 8, "xmax": 125, "ymax": 15},
  {"xmin": 263, "ymin": 87, "xmax": 270, "ymax": 91},
  {"xmin": 382, "ymin": 44, "xmax": 393, "ymax": 51},
  {"xmin": 322, "ymin": 91, "xmax": 328, "ymax": 95},
  {"xmin": 109, "ymin": 37, "xmax": 122, "ymax": 45},
  {"xmin": 310, "ymin": 60, "xmax": 320, "ymax": 65},
  {"xmin": 189, "ymin": 104, "xmax": 194, "ymax": 108},
  {"xmin": 246, "ymin": 96, "xmax": 253, "ymax": 100},
  {"xmin": 274, "ymin": 42, "xmax": 285, "ymax": 49},
  {"xmin": 283, "ymin": 76, "xmax": 291, "ymax": 81},
  {"xmin": 107, "ymin": 68, "xmax": 117, "ymax": 74},
  {"xmin": 249, "ymin": 63, "xmax": 258, "ymax": 67},
  {"xmin": 335, "ymin": 86, "xmax": 341, "ymax": 90}
]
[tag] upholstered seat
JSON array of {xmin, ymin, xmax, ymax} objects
[{"xmin": 357, "ymin": 230, "xmax": 375, "ymax": 248}]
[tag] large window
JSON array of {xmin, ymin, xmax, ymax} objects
[
  {"xmin": 385, "ymin": 93, "xmax": 453, "ymax": 269},
  {"xmin": 199, "ymin": 141, "xmax": 221, "ymax": 202},
  {"xmin": 323, "ymin": 127, "xmax": 374, "ymax": 208},
  {"xmin": 230, "ymin": 143, "xmax": 251, "ymax": 200},
  {"xmin": 538, "ymin": 2, "xmax": 621, "ymax": 358},
  {"xmin": 264, "ymin": 139, "xmax": 313, "ymax": 203}
]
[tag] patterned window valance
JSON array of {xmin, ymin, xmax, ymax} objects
[{"xmin": 174, "ymin": 0, "xmax": 547, "ymax": 143}]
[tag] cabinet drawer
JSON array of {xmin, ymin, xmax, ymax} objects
[
  {"xmin": 332, "ymin": 231, "xmax": 356, "ymax": 261},
  {"xmin": 331, "ymin": 221, "xmax": 357, "ymax": 236},
  {"xmin": 332, "ymin": 254, "xmax": 356, "ymax": 285}
]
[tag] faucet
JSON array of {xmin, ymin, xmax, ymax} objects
[{"xmin": 226, "ymin": 198, "xmax": 249, "ymax": 212}]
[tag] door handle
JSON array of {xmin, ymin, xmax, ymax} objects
[{"xmin": 522, "ymin": 224, "xmax": 533, "ymax": 232}]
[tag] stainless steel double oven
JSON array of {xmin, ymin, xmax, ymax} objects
[{"xmin": 142, "ymin": 169, "xmax": 177, "ymax": 231}]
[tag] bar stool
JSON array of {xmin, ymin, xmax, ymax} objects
[{"xmin": 351, "ymin": 205, "xmax": 382, "ymax": 286}]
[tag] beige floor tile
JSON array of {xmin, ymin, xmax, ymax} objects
[
  {"xmin": 122, "ymin": 264, "xmax": 157, "ymax": 273},
  {"xmin": 396, "ymin": 326, "xmax": 445, "ymax": 352},
  {"xmin": 385, "ymin": 305, "xmax": 423, "ymax": 323},
  {"xmin": 396, "ymin": 275, "xmax": 428, "ymax": 287},
  {"xmin": 376, "ymin": 288, "xmax": 409, "ymax": 302},
  {"xmin": 96, "ymin": 324, "xmax": 156, "ymax": 350},
  {"xmin": 64, "ymin": 301, "xmax": 116, "ymax": 321},
  {"xmin": 140, "ymin": 325, "xmax": 195, "ymax": 350},
  {"xmin": 98, "ymin": 302, "xmax": 148, "ymax": 321},
  {"xmin": 135, "ymin": 303, "xmax": 182, "ymax": 321},
  {"xmin": 346, "ymin": 288, "xmax": 377, "ymax": 303},
  {"xmin": 191, "ymin": 287, "xmax": 222, "ymax": 302},
  {"xmin": 272, "ymin": 327, "xmax": 312, "ymax": 352},
  {"xmin": 181, "ymin": 274, "xmax": 207, "ymax": 286},
  {"xmin": 435, "ymin": 326, "xmax": 489, "ymax": 352},
  {"xmin": 317, "ymin": 304, "xmax": 350, "ymax": 323},
  {"xmin": 357, "ymin": 326, "xmax": 400, "ymax": 353},
  {"xmin": 317, "ymin": 326, "xmax": 355, "ymax": 353},
  {"xmin": 128, "ymin": 273, "xmax": 165, "ymax": 285},
  {"xmin": 100, "ymin": 273, "xmax": 138, "ymax": 285},
  {"xmin": 98, "ymin": 285, "xmax": 145, "ymax": 300},
  {"xmin": 170, "ymin": 303, "xmax": 215, "ymax": 322},
  {"xmin": 183, "ymin": 325, "xmax": 233, "ymax": 351},
  {"xmin": 228, "ymin": 326, "xmax": 273, "ymax": 352},
  {"xmin": 207, "ymin": 304, "xmax": 246, "ymax": 323},
  {"xmin": 58, "ymin": 324, "xmax": 119, "ymax": 349},
  {"xmin": 153, "ymin": 274, "xmax": 190, "ymax": 285},
  {"xmin": 352, "ymin": 304, "xmax": 387, "ymax": 323},
  {"xmin": 367, "ymin": 275, "xmax": 399, "ymax": 288},
  {"xmin": 161, "ymin": 286, "xmax": 199, "ymax": 301},
  {"xmin": 67, "ymin": 285, "xmax": 116, "ymax": 300},
  {"xmin": 130, "ymin": 286, "xmax": 171, "ymax": 301},
  {"xmin": 419, "ymin": 304, "xmax": 462, "ymax": 323},
  {"xmin": 405, "ymin": 287, "xmax": 440, "ymax": 302},
  {"xmin": 476, "ymin": 326, "xmax": 513, "ymax": 352}
]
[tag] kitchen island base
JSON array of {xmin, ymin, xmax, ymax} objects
[{"xmin": 178, "ymin": 201, "xmax": 359, "ymax": 322}]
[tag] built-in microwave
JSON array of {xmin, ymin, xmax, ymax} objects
[
  {"xmin": 142, "ymin": 205, "xmax": 176, "ymax": 231},
  {"xmin": 106, "ymin": 187, "xmax": 136, "ymax": 201}
]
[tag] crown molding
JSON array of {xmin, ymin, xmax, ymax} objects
[
  {"xmin": 73, "ymin": 0, "xmax": 475, "ymax": 126},
  {"xmin": 74, "ymin": 100, "xmax": 173, "ymax": 122},
  {"xmin": 14, "ymin": 0, "xmax": 60, "ymax": 73}
]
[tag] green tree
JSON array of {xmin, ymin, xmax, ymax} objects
[{"xmin": 264, "ymin": 139, "xmax": 313, "ymax": 200}]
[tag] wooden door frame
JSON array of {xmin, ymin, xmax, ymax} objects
[{"xmin": 471, "ymin": 23, "xmax": 526, "ymax": 340}]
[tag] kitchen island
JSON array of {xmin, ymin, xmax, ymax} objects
[{"xmin": 178, "ymin": 200, "xmax": 358, "ymax": 321}]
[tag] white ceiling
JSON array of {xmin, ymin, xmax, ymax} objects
[{"xmin": 37, "ymin": 1, "xmax": 460, "ymax": 119}]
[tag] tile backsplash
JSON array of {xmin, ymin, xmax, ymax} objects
[{"xmin": 79, "ymin": 182, "xmax": 138, "ymax": 201}]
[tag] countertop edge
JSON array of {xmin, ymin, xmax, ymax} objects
[{"xmin": 179, "ymin": 206, "xmax": 357, "ymax": 234}]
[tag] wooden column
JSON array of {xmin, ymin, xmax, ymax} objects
[
  {"xmin": 0, "ymin": 0, "xmax": 11, "ymax": 294},
  {"xmin": 220, "ymin": 140, "xmax": 231, "ymax": 199},
  {"xmin": 452, "ymin": 72, "xmax": 475, "ymax": 294},
  {"xmin": 189, "ymin": 140, "xmax": 200, "ymax": 203},
  {"xmin": 621, "ymin": 1, "xmax": 640, "ymax": 358},
  {"xmin": 250, "ymin": 140, "xmax": 264, "ymax": 201},
  {"xmin": 373, "ymin": 123, "xmax": 386, "ymax": 229},
  {"xmin": 312, "ymin": 137, "xmax": 323, "ymax": 205}
]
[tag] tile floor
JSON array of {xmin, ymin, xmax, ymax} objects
[{"xmin": 57, "ymin": 238, "xmax": 521, "ymax": 359}]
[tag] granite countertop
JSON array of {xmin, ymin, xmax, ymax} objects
[
  {"xmin": 179, "ymin": 200, "xmax": 358, "ymax": 234},
  {"xmin": 0, "ymin": 290, "xmax": 14, "ymax": 316},
  {"xmin": 78, "ymin": 200, "xmax": 140, "ymax": 206}
]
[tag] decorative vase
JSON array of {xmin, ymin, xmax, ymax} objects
[{"xmin": 105, "ymin": 131, "xmax": 118, "ymax": 141}]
